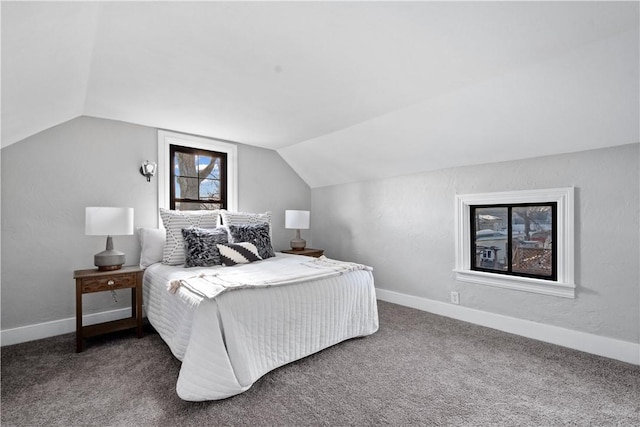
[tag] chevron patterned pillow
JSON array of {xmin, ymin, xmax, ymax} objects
[{"xmin": 216, "ymin": 242, "xmax": 263, "ymax": 266}]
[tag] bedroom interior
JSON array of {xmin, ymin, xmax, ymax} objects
[{"xmin": 1, "ymin": 0, "xmax": 639, "ymax": 425}]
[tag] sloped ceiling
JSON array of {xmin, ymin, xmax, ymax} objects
[{"xmin": 2, "ymin": 1, "xmax": 638, "ymax": 188}]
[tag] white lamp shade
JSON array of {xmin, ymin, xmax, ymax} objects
[
  {"xmin": 285, "ymin": 210, "xmax": 310, "ymax": 229},
  {"xmin": 85, "ymin": 207, "xmax": 134, "ymax": 236}
]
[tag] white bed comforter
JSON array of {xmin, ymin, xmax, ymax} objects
[{"xmin": 143, "ymin": 253, "xmax": 379, "ymax": 401}]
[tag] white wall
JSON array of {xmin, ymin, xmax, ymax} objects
[
  {"xmin": 1, "ymin": 116, "xmax": 310, "ymax": 332},
  {"xmin": 312, "ymin": 144, "xmax": 639, "ymax": 345}
]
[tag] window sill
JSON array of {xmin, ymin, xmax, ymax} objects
[{"xmin": 454, "ymin": 269, "xmax": 575, "ymax": 299}]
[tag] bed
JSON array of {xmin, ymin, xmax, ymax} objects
[{"xmin": 139, "ymin": 210, "xmax": 379, "ymax": 401}]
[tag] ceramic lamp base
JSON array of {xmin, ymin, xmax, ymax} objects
[
  {"xmin": 94, "ymin": 236, "xmax": 125, "ymax": 270},
  {"xmin": 94, "ymin": 250, "xmax": 125, "ymax": 271},
  {"xmin": 290, "ymin": 229, "xmax": 306, "ymax": 250}
]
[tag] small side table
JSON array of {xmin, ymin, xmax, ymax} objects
[
  {"xmin": 281, "ymin": 248, "xmax": 324, "ymax": 258},
  {"xmin": 74, "ymin": 265, "xmax": 144, "ymax": 352}
]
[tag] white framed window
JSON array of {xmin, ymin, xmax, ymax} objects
[
  {"xmin": 454, "ymin": 187, "xmax": 575, "ymax": 298},
  {"xmin": 158, "ymin": 130, "xmax": 238, "ymax": 211}
]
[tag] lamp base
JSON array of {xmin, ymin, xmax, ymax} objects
[
  {"xmin": 97, "ymin": 264, "xmax": 123, "ymax": 271},
  {"xmin": 290, "ymin": 229, "xmax": 306, "ymax": 250},
  {"xmin": 94, "ymin": 249, "xmax": 125, "ymax": 271}
]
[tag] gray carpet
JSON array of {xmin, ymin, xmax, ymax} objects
[{"xmin": 2, "ymin": 301, "xmax": 639, "ymax": 426}]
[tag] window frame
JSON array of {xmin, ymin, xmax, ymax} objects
[
  {"xmin": 470, "ymin": 202, "xmax": 557, "ymax": 281},
  {"xmin": 455, "ymin": 187, "xmax": 575, "ymax": 298},
  {"xmin": 169, "ymin": 144, "xmax": 228, "ymax": 210},
  {"xmin": 158, "ymin": 130, "xmax": 238, "ymax": 212}
]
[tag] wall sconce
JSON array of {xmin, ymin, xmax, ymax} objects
[{"xmin": 139, "ymin": 160, "xmax": 157, "ymax": 182}]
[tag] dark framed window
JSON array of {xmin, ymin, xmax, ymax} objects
[
  {"xmin": 470, "ymin": 202, "xmax": 557, "ymax": 281},
  {"xmin": 170, "ymin": 145, "xmax": 227, "ymax": 211}
]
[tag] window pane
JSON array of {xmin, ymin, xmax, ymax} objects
[
  {"xmin": 197, "ymin": 156, "xmax": 221, "ymax": 180},
  {"xmin": 512, "ymin": 206, "xmax": 553, "ymax": 277},
  {"xmin": 175, "ymin": 152, "xmax": 197, "ymax": 178},
  {"xmin": 474, "ymin": 207, "xmax": 508, "ymax": 272},
  {"xmin": 175, "ymin": 202, "xmax": 222, "ymax": 211},
  {"xmin": 199, "ymin": 179, "xmax": 220, "ymax": 201},
  {"xmin": 208, "ymin": 158, "xmax": 221, "ymax": 179},
  {"xmin": 175, "ymin": 177, "xmax": 200, "ymax": 200},
  {"xmin": 200, "ymin": 202, "xmax": 221, "ymax": 210}
]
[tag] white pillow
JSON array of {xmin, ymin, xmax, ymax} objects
[
  {"xmin": 138, "ymin": 228, "xmax": 165, "ymax": 268},
  {"xmin": 159, "ymin": 208, "xmax": 220, "ymax": 265}
]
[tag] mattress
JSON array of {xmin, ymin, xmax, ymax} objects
[{"xmin": 143, "ymin": 253, "xmax": 379, "ymax": 401}]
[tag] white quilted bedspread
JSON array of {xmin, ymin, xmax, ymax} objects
[{"xmin": 143, "ymin": 253, "xmax": 379, "ymax": 401}]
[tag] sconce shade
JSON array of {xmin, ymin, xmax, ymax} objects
[
  {"xmin": 140, "ymin": 160, "xmax": 157, "ymax": 182},
  {"xmin": 85, "ymin": 207, "xmax": 134, "ymax": 270},
  {"xmin": 285, "ymin": 210, "xmax": 310, "ymax": 230},
  {"xmin": 285, "ymin": 210, "xmax": 310, "ymax": 250}
]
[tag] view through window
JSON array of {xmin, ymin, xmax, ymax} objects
[{"xmin": 471, "ymin": 203, "xmax": 557, "ymax": 280}]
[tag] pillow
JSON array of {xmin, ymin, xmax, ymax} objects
[
  {"xmin": 216, "ymin": 242, "xmax": 262, "ymax": 266},
  {"xmin": 137, "ymin": 228, "xmax": 166, "ymax": 268},
  {"xmin": 219, "ymin": 210, "xmax": 272, "ymax": 235},
  {"xmin": 227, "ymin": 223, "xmax": 275, "ymax": 260},
  {"xmin": 159, "ymin": 208, "xmax": 219, "ymax": 265},
  {"xmin": 181, "ymin": 227, "xmax": 228, "ymax": 267}
]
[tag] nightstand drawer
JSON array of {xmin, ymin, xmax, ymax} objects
[{"xmin": 81, "ymin": 273, "xmax": 137, "ymax": 293}]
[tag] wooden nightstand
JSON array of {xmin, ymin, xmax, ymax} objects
[
  {"xmin": 74, "ymin": 266, "xmax": 144, "ymax": 352},
  {"xmin": 281, "ymin": 248, "xmax": 324, "ymax": 258}
]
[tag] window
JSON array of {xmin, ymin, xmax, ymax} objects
[
  {"xmin": 471, "ymin": 203, "xmax": 556, "ymax": 281},
  {"xmin": 455, "ymin": 188, "xmax": 575, "ymax": 298},
  {"xmin": 158, "ymin": 130, "xmax": 238, "ymax": 212},
  {"xmin": 170, "ymin": 145, "xmax": 227, "ymax": 210}
]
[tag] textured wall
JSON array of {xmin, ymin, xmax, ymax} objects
[
  {"xmin": 312, "ymin": 144, "xmax": 639, "ymax": 343},
  {"xmin": 1, "ymin": 116, "xmax": 310, "ymax": 330}
]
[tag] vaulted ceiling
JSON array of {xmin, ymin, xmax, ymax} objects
[{"xmin": 2, "ymin": 1, "xmax": 638, "ymax": 187}]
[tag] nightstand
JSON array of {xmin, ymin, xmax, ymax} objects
[
  {"xmin": 74, "ymin": 266, "xmax": 144, "ymax": 352},
  {"xmin": 281, "ymin": 248, "xmax": 324, "ymax": 258}
]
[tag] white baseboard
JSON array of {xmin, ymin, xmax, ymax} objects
[
  {"xmin": 0, "ymin": 307, "xmax": 142, "ymax": 347},
  {"xmin": 376, "ymin": 288, "xmax": 640, "ymax": 366}
]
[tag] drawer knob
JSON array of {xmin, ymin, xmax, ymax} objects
[{"xmin": 107, "ymin": 280, "xmax": 115, "ymax": 286}]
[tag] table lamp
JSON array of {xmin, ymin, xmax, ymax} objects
[
  {"xmin": 85, "ymin": 207, "xmax": 134, "ymax": 270},
  {"xmin": 285, "ymin": 210, "xmax": 310, "ymax": 250}
]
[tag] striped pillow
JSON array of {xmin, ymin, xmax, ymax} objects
[
  {"xmin": 219, "ymin": 210, "xmax": 272, "ymax": 235},
  {"xmin": 160, "ymin": 208, "xmax": 219, "ymax": 265},
  {"xmin": 216, "ymin": 242, "xmax": 262, "ymax": 266}
]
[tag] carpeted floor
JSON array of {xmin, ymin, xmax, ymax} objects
[{"xmin": 2, "ymin": 300, "xmax": 639, "ymax": 426}]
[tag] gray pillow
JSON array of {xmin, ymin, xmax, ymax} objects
[
  {"xmin": 181, "ymin": 227, "xmax": 228, "ymax": 267},
  {"xmin": 227, "ymin": 223, "xmax": 275, "ymax": 260}
]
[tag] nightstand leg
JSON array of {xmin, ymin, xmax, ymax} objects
[
  {"xmin": 131, "ymin": 287, "xmax": 136, "ymax": 319},
  {"xmin": 135, "ymin": 271, "xmax": 143, "ymax": 338},
  {"xmin": 75, "ymin": 278, "xmax": 83, "ymax": 352}
]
